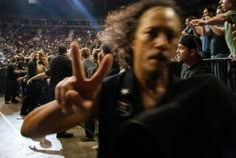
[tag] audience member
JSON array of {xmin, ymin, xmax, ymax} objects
[
  {"xmin": 45, "ymin": 45, "xmax": 74, "ymax": 138},
  {"xmin": 192, "ymin": 0, "xmax": 236, "ymax": 59},
  {"xmin": 5, "ymin": 57, "xmax": 25, "ymax": 104},
  {"xmin": 199, "ymin": 7, "xmax": 215, "ymax": 58},
  {"xmin": 176, "ymin": 34, "xmax": 211, "ymax": 79},
  {"xmin": 21, "ymin": 52, "xmax": 42, "ymax": 115},
  {"xmin": 209, "ymin": 5, "xmax": 230, "ymax": 58},
  {"xmin": 80, "ymin": 47, "xmax": 97, "ymax": 141}
]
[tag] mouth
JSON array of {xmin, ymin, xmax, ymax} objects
[
  {"xmin": 148, "ymin": 53, "xmax": 167, "ymax": 62},
  {"xmin": 221, "ymin": 4, "xmax": 225, "ymax": 10}
]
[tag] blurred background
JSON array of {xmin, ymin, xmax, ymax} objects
[{"xmin": 0, "ymin": 0, "xmax": 219, "ymax": 20}]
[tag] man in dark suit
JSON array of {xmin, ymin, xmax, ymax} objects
[
  {"xmin": 21, "ymin": 1, "xmax": 236, "ymax": 157},
  {"xmin": 45, "ymin": 45, "xmax": 74, "ymax": 138}
]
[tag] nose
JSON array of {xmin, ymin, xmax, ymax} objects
[
  {"xmin": 176, "ymin": 48, "xmax": 179, "ymax": 54},
  {"xmin": 176, "ymin": 48, "xmax": 181, "ymax": 57},
  {"xmin": 153, "ymin": 32, "xmax": 168, "ymax": 49}
]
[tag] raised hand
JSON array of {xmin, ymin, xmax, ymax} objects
[
  {"xmin": 27, "ymin": 78, "xmax": 32, "ymax": 85},
  {"xmin": 55, "ymin": 41, "xmax": 113, "ymax": 113},
  {"xmin": 191, "ymin": 19, "xmax": 205, "ymax": 26}
]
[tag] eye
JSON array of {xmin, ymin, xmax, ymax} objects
[
  {"xmin": 145, "ymin": 28, "xmax": 178, "ymax": 42},
  {"xmin": 146, "ymin": 30, "xmax": 157, "ymax": 38},
  {"xmin": 166, "ymin": 30, "xmax": 177, "ymax": 42},
  {"xmin": 166, "ymin": 32, "xmax": 174, "ymax": 41}
]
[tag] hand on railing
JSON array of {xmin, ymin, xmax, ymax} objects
[
  {"xmin": 27, "ymin": 78, "xmax": 33, "ymax": 85},
  {"xmin": 191, "ymin": 19, "xmax": 206, "ymax": 26},
  {"xmin": 228, "ymin": 54, "xmax": 236, "ymax": 63}
]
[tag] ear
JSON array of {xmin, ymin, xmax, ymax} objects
[
  {"xmin": 189, "ymin": 49, "xmax": 196, "ymax": 56},
  {"xmin": 130, "ymin": 39, "xmax": 135, "ymax": 50}
]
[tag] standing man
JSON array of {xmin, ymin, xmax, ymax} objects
[
  {"xmin": 176, "ymin": 34, "xmax": 212, "ymax": 79},
  {"xmin": 21, "ymin": 52, "xmax": 41, "ymax": 115},
  {"xmin": 5, "ymin": 57, "xmax": 25, "ymax": 104},
  {"xmin": 199, "ymin": 7, "xmax": 215, "ymax": 58},
  {"xmin": 45, "ymin": 45, "xmax": 74, "ymax": 138},
  {"xmin": 21, "ymin": 0, "xmax": 236, "ymax": 157},
  {"xmin": 80, "ymin": 47, "xmax": 97, "ymax": 141}
]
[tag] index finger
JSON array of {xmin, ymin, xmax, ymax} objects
[{"xmin": 70, "ymin": 41, "xmax": 86, "ymax": 83}]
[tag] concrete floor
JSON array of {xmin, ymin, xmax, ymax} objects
[{"xmin": 0, "ymin": 97, "xmax": 97, "ymax": 158}]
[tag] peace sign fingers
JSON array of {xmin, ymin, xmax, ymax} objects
[{"xmin": 70, "ymin": 41, "xmax": 86, "ymax": 84}]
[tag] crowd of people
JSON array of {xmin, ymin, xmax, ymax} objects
[
  {"xmin": 0, "ymin": 19, "xmax": 102, "ymax": 96},
  {"xmin": 181, "ymin": 1, "xmax": 235, "ymax": 59},
  {"xmin": 0, "ymin": 22, "xmax": 100, "ymax": 63},
  {"xmin": 0, "ymin": 0, "xmax": 236, "ymax": 157}
]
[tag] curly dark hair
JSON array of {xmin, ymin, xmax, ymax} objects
[{"xmin": 98, "ymin": 0, "xmax": 181, "ymax": 67}]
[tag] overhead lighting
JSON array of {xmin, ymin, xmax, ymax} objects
[{"xmin": 28, "ymin": 0, "xmax": 37, "ymax": 4}]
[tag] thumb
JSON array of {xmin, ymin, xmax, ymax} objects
[{"xmin": 60, "ymin": 90, "xmax": 81, "ymax": 113}]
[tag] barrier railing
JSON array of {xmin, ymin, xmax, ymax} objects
[{"xmin": 204, "ymin": 58, "xmax": 236, "ymax": 92}]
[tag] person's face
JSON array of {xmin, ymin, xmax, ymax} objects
[
  {"xmin": 32, "ymin": 53, "xmax": 38, "ymax": 60},
  {"xmin": 219, "ymin": 0, "xmax": 232, "ymax": 12},
  {"xmin": 92, "ymin": 51, "xmax": 99, "ymax": 63},
  {"xmin": 131, "ymin": 6, "xmax": 180, "ymax": 77},
  {"xmin": 216, "ymin": 8, "xmax": 224, "ymax": 15},
  {"xmin": 176, "ymin": 44, "xmax": 191, "ymax": 63},
  {"xmin": 203, "ymin": 8, "xmax": 210, "ymax": 17},
  {"xmin": 185, "ymin": 18, "xmax": 191, "ymax": 26}
]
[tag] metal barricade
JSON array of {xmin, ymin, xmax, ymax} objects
[{"xmin": 204, "ymin": 58, "xmax": 236, "ymax": 92}]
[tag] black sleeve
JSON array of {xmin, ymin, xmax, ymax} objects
[
  {"xmin": 27, "ymin": 61, "xmax": 37, "ymax": 78},
  {"xmin": 45, "ymin": 69, "xmax": 51, "ymax": 76},
  {"xmin": 111, "ymin": 75, "xmax": 236, "ymax": 158}
]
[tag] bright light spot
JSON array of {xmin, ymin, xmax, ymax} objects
[{"xmin": 28, "ymin": 0, "xmax": 37, "ymax": 4}]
